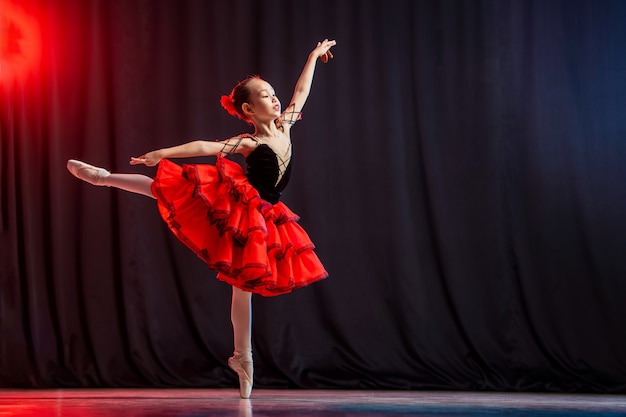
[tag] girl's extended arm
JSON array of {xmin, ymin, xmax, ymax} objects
[
  {"xmin": 286, "ymin": 39, "xmax": 336, "ymax": 117},
  {"xmin": 130, "ymin": 136, "xmax": 256, "ymax": 166}
]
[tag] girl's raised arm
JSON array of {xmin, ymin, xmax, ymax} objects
[{"xmin": 281, "ymin": 39, "xmax": 336, "ymax": 127}]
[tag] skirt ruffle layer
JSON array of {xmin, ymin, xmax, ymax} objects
[{"xmin": 151, "ymin": 157, "xmax": 328, "ymax": 296}]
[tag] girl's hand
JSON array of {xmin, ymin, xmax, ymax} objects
[
  {"xmin": 312, "ymin": 39, "xmax": 336, "ymax": 63},
  {"xmin": 130, "ymin": 150, "xmax": 162, "ymax": 166}
]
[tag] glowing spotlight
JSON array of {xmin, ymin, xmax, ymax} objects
[{"xmin": 0, "ymin": 0, "xmax": 41, "ymax": 82}]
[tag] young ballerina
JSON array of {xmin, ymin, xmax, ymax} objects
[{"xmin": 67, "ymin": 39, "xmax": 336, "ymax": 398}]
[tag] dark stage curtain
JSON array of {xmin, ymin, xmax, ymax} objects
[{"xmin": 1, "ymin": 0, "xmax": 625, "ymax": 391}]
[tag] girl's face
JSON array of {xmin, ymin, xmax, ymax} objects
[{"xmin": 246, "ymin": 79, "xmax": 281, "ymax": 120}]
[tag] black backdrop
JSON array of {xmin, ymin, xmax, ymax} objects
[{"xmin": 1, "ymin": 0, "xmax": 625, "ymax": 392}]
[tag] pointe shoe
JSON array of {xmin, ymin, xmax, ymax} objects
[
  {"xmin": 228, "ymin": 354, "xmax": 254, "ymax": 399},
  {"xmin": 67, "ymin": 159, "xmax": 110, "ymax": 186}
]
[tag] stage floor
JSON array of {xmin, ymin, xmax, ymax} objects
[{"xmin": 1, "ymin": 389, "xmax": 625, "ymax": 416}]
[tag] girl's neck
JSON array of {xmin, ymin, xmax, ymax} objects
[{"xmin": 252, "ymin": 119, "xmax": 280, "ymax": 138}]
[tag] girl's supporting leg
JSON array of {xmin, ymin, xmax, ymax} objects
[
  {"xmin": 67, "ymin": 159, "xmax": 155, "ymax": 199},
  {"xmin": 229, "ymin": 286, "xmax": 254, "ymax": 399}
]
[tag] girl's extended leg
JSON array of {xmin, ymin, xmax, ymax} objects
[
  {"xmin": 67, "ymin": 159, "xmax": 155, "ymax": 199},
  {"xmin": 229, "ymin": 286, "xmax": 254, "ymax": 399}
]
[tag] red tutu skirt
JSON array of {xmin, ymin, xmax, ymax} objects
[{"xmin": 151, "ymin": 157, "xmax": 328, "ymax": 296}]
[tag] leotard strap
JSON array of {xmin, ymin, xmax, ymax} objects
[
  {"xmin": 219, "ymin": 134, "xmax": 256, "ymax": 156},
  {"xmin": 276, "ymin": 103, "xmax": 302, "ymax": 128}
]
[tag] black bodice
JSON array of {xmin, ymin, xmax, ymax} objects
[{"xmin": 245, "ymin": 144, "xmax": 293, "ymax": 204}]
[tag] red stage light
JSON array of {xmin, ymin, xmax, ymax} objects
[{"xmin": 0, "ymin": 0, "xmax": 41, "ymax": 82}]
